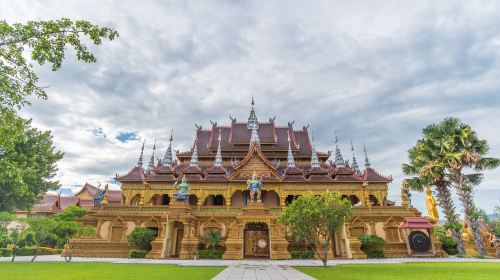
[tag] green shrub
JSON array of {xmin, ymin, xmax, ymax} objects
[
  {"xmin": 129, "ymin": 249, "xmax": 148, "ymax": 258},
  {"xmin": 197, "ymin": 249, "xmax": 222, "ymax": 259},
  {"xmin": 127, "ymin": 227, "xmax": 156, "ymax": 251},
  {"xmin": 433, "ymin": 226, "xmax": 458, "ymax": 255},
  {"xmin": 0, "ymin": 248, "xmax": 13, "ymax": 257},
  {"xmin": 358, "ymin": 235, "xmax": 386, "ymax": 258},
  {"xmin": 441, "ymin": 237, "xmax": 458, "ymax": 255},
  {"xmin": 365, "ymin": 249, "xmax": 384, "ymax": 258},
  {"xmin": 291, "ymin": 250, "xmax": 315, "ymax": 259}
]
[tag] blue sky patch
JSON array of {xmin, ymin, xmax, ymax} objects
[{"xmin": 115, "ymin": 131, "xmax": 140, "ymax": 143}]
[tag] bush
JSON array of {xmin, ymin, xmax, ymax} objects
[
  {"xmin": 358, "ymin": 235, "xmax": 385, "ymax": 258},
  {"xmin": 127, "ymin": 228, "xmax": 156, "ymax": 251},
  {"xmin": 365, "ymin": 249, "xmax": 384, "ymax": 258},
  {"xmin": 433, "ymin": 226, "xmax": 458, "ymax": 255},
  {"xmin": 441, "ymin": 237, "xmax": 458, "ymax": 255},
  {"xmin": 129, "ymin": 250, "xmax": 148, "ymax": 258},
  {"xmin": 291, "ymin": 251, "xmax": 315, "ymax": 259},
  {"xmin": 197, "ymin": 249, "xmax": 222, "ymax": 259},
  {"xmin": 0, "ymin": 248, "xmax": 12, "ymax": 257}
]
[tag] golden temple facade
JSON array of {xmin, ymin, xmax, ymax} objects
[{"xmin": 71, "ymin": 101, "xmax": 443, "ymax": 259}]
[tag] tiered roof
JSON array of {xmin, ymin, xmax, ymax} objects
[{"xmin": 116, "ymin": 100, "xmax": 392, "ymax": 184}]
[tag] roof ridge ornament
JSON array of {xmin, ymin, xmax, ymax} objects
[
  {"xmin": 190, "ymin": 137, "xmax": 199, "ymax": 167},
  {"xmin": 147, "ymin": 139, "xmax": 156, "ymax": 173},
  {"xmin": 363, "ymin": 143, "xmax": 371, "ymax": 168},
  {"xmin": 214, "ymin": 128, "xmax": 223, "ymax": 167},
  {"xmin": 163, "ymin": 129, "xmax": 174, "ymax": 166},
  {"xmin": 310, "ymin": 131, "xmax": 320, "ymax": 168},
  {"xmin": 137, "ymin": 139, "xmax": 145, "ymax": 167},
  {"xmin": 287, "ymin": 130, "xmax": 296, "ymax": 167},
  {"xmin": 351, "ymin": 140, "xmax": 361, "ymax": 174},
  {"xmin": 247, "ymin": 95, "xmax": 258, "ymax": 129},
  {"xmin": 334, "ymin": 130, "xmax": 345, "ymax": 167}
]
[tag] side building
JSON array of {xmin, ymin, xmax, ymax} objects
[{"xmin": 71, "ymin": 102, "xmax": 442, "ymax": 259}]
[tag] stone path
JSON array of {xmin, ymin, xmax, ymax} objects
[{"xmin": 212, "ymin": 264, "xmax": 314, "ymax": 280}]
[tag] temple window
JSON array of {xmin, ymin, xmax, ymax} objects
[
  {"xmin": 130, "ymin": 194, "xmax": 141, "ymax": 205},
  {"xmin": 348, "ymin": 195, "xmax": 360, "ymax": 205},
  {"xmin": 213, "ymin": 195, "xmax": 225, "ymax": 206},
  {"xmin": 161, "ymin": 194, "xmax": 170, "ymax": 205},
  {"xmin": 285, "ymin": 195, "xmax": 301, "ymax": 205},
  {"xmin": 369, "ymin": 195, "xmax": 379, "ymax": 206},
  {"xmin": 189, "ymin": 195, "xmax": 198, "ymax": 206}
]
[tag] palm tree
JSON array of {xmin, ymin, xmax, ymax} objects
[
  {"xmin": 403, "ymin": 136, "xmax": 465, "ymax": 254},
  {"xmin": 435, "ymin": 118, "xmax": 500, "ymax": 255}
]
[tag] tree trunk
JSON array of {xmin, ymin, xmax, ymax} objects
[
  {"xmin": 435, "ymin": 183, "xmax": 465, "ymax": 254},
  {"xmin": 11, "ymin": 244, "xmax": 16, "ymax": 262},
  {"xmin": 31, "ymin": 244, "xmax": 38, "ymax": 262},
  {"xmin": 321, "ymin": 235, "xmax": 331, "ymax": 268},
  {"xmin": 453, "ymin": 173, "xmax": 486, "ymax": 256}
]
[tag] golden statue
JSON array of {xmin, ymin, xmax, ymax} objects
[
  {"xmin": 425, "ymin": 186, "xmax": 439, "ymax": 224},
  {"xmin": 401, "ymin": 180, "xmax": 410, "ymax": 209}
]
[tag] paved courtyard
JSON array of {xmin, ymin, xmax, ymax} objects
[{"xmin": 1, "ymin": 255, "xmax": 499, "ymax": 279}]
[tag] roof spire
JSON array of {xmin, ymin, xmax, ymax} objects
[
  {"xmin": 214, "ymin": 129, "xmax": 223, "ymax": 167},
  {"xmin": 351, "ymin": 140, "xmax": 360, "ymax": 174},
  {"xmin": 334, "ymin": 130, "xmax": 345, "ymax": 167},
  {"xmin": 287, "ymin": 131, "xmax": 296, "ymax": 167},
  {"xmin": 247, "ymin": 95, "xmax": 258, "ymax": 129},
  {"xmin": 137, "ymin": 139, "xmax": 145, "ymax": 166},
  {"xmin": 163, "ymin": 129, "xmax": 173, "ymax": 166},
  {"xmin": 147, "ymin": 139, "xmax": 156, "ymax": 173},
  {"xmin": 310, "ymin": 132, "xmax": 320, "ymax": 168},
  {"xmin": 363, "ymin": 143, "xmax": 371, "ymax": 168},
  {"xmin": 190, "ymin": 137, "xmax": 199, "ymax": 167}
]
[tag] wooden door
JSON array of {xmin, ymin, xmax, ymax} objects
[{"xmin": 244, "ymin": 229, "xmax": 269, "ymax": 258}]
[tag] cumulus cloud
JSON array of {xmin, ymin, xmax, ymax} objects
[{"xmin": 2, "ymin": 0, "xmax": 499, "ymax": 214}]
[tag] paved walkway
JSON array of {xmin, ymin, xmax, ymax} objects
[{"xmin": 212, "ymin": 264, "xmax": 314, "ymax": 280}]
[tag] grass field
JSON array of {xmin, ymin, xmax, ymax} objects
[
  {"xmin": 296, "ymin": 263, "xmax": 500, "ymax": 280},
  {"xmin": 0, "ymin": 262, "xmax": 225, "ymax": 280}
]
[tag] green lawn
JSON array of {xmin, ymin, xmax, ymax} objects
[
  {"xmin": 296, "ymin": 263, "xmax": 500, "ymax": 280},
  {"xmin": 0, "ymin": 262, "xmax": 224, "ymax": 280}
]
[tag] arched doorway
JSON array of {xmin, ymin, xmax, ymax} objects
[{"xmin": 244, "ymin": 222, "xmax": 270, "ymax": 258}]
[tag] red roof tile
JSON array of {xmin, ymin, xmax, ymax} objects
[
  {"xmin": 117, "ymin": 166, "xmax": 147, "ymax": 182},
  {"xmin": 400, "ymin": 217, "xmax": 432, "ymax": 229},
  {"xmin": 361, "ymin": 167, "xmax": 392, "ymax": 182}
]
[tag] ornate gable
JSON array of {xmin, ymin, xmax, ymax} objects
[{"xmin": 229, "ymin": 144, "xmax": 281, "ymax": 181}]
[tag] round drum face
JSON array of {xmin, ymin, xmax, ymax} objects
[{"xmin": 409, "ymin": 231, "xmax": 431, "ymax": 252}]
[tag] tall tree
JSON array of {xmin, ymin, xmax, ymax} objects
[
  {"xmin": 0, "ymin": 19, "xmax": 118, "ymax": 210},
  {"xmin": 1, "ymin": 18, "xmax": 118, "ymax": 109},
  {"xmin": 279, "ymin": 192, "xmax": 352, "ymax": 267},
  {"xmin": 0, "ymin": 108, "xmax": 63, "ymax": 211},
  {"xmin": 436, "ymin": 118, "xmax": 500, "ymax": 255},
  {"xmin": 403, "ymin": 135, "xmax": 465, "ymax": 254}
]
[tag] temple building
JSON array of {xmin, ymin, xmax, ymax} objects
[
  {"xmin": 71, "ymin": 100, "xmax": 444, "ymax": 259},
  {"xmin": 15, "ymin": 183, "xmax": 122, "ymax": 218}
]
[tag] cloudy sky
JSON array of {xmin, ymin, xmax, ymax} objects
[{"xmin": 2, "ymin": 0, "xmax": 499, "ymax": 214}]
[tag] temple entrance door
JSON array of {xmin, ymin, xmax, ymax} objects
[
  {"xmin": 174, "ymin": 228, "xmax": 184, "ymax": 257},
  {"xmin": 244, "ymin": 223, "xmax": 270, "ymax": 258}
]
